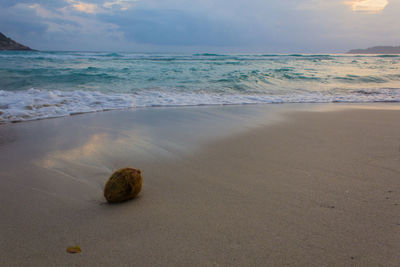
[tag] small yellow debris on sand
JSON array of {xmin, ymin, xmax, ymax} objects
[{"xmin": 66, "ymin": 245, "xmax": 81, "ymax": 254}]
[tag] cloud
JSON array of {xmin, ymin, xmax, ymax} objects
[
  {"xmin": 64, "ymin": 0, "xmax": 139, "ymax": 14},
  {"xmin": 0, "ymin": 0, "xmax": 399, "ymax": 52},
  {"xmin": 297, "ymin": 0, "xmax": 342, "ymax": 10},
  {"xmin": 25, "ymin": 3, "xmax": 58, "ymax": 18},
  {"xmin": 0, "ymin": 2, "xmax": 127, "ymax": 50},
  {"xmin": 100, "ymin": 8, "xmax": 246, "ymax": 46},
  {"xmin": 345, "ymin": 0, "xmax": 389, "ymax": 13},
  {"xmin": 67, "ymin": 0, "xmax": 103, "ymax": 14},
  {"xmin": 103, "ymin": 0, "xmax": 139, "ymax": 11}
]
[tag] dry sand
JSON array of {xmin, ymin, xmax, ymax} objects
[{"xmin": 0, "ymin": 104, "xmax": 399, "ymax": 266}]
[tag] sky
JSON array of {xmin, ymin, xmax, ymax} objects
[{"xmin": 0, "ymin": 0, "xmax": 399, "ymax": 52}]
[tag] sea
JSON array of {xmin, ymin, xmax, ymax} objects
[{"xmin": 1, "ymin": 51, "xmax": 399, "ymax": 123}]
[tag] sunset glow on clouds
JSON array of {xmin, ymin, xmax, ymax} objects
[
  {"xmin": 67, "ymin": 0, "xmax": 100, "ymax": 14},
  {"xmin": 66, "ymin": 0, "xmax": 138, "ymax": 14},
  {"xmin": 345, "ymin": 0, "xmax": 389, "ymax": 13}
]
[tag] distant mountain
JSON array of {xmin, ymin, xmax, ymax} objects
[
  {"xmin": 0, "ymin": 32, "xmax": 34, "ymax": 51},
  {"xmin": 347, "ymin": 45, "xmax": 400, "ymax": 54}
]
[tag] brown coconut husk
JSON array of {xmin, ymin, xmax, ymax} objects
[{"xmin": 104, "ymin": 168, "xmax": 142, "ymax": 203}]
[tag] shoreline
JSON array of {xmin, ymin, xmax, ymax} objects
[
  {"xmin": 1, "ymin": 103, "xmax": 399, "ymax": 266},
  {"xmin": 2, "ymin": 101, "xmax": 400, "ymax": 125}
]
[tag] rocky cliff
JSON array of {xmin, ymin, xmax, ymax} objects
[
  {"xmin": 0, "ymin": 32, "xmax": 34, "ymax": 51},
  {"xmin": 347, "ymin": 45, "xmax": 400, "ymax": 54}
]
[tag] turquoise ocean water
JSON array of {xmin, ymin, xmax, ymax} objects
[{"xmin": 0, "ymin": 51, "xmax": 399, "ymax": 123}]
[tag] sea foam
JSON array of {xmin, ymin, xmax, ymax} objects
[{"xmin": 1, "ymin": 88, "xmax": 400, "ymax": 123}]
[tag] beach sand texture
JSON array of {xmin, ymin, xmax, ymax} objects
[{"xmin": 0, "ymin": 104, "xmax": 399, "ymax": 266}]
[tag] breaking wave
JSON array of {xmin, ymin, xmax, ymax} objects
[{"xmin": 1, "ymin": 88, "xmax": 400, "ymax": 123}]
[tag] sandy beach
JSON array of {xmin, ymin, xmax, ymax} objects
[{"xmin": 1, "ymin": 104, "xmax": 399, "ymax": 266}]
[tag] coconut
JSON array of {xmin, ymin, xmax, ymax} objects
[{"xmin": 104, "ymin": 168, "xmax": 142, "ymax": 203}]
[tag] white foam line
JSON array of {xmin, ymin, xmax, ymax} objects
[{"xmin": 1, "ymin": 88, "xmax": 400, "ymax": 124}]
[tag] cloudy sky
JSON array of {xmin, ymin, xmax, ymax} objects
[{"xmin": 0, "ymin": 0, "xmax": 399, "ymax": 52}]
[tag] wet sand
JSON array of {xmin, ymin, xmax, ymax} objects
[{"xmin": 0, "ymin": 104, "xmax": 399, "ymax": 266}]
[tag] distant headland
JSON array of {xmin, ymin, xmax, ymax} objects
[
  {"xmin": 347, "ymin": 45, "xmax": 400, "ymax": 54},
  {"xmin": 0, "ymin": 32, "xmax": 34, "ymax": 51}
]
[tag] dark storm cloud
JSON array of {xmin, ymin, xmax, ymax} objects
[{"xmin": 99, "ymin": 8, "xmax": 247, "ymax": 46}]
